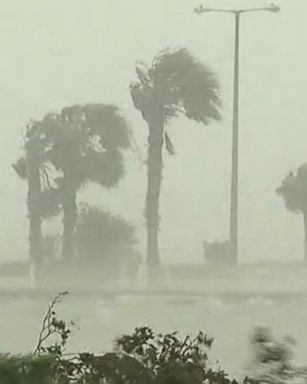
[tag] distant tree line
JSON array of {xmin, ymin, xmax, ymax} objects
[
  {"xmin": 12, "ymin": 47, "xmax": 221, "ymax": 272},
  {"xmin": 13, "ymin": 45, "xmax": 307, "ymax": 270}
]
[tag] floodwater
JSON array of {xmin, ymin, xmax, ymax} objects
[{"xmin": 1, "ymin": 265, "xmax": 307, "ymax": 378}]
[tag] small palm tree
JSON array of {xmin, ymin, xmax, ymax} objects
[
  {"xmin": 130, "ymin": 48, "xmax": 221, "ymax": 267},
  {"xmin": 12, "ymin": 121, "xmax": 59, "ymax": 267},
  {"xmin": 43, "ymin": 104, "xmax": 130, "ymax": 260},
  {"xmin": 277, "ymin": 163, "xmax": 307, "ymax": 262}
]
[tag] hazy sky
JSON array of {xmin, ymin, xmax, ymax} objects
[{"xmin": 1, "ymin": 0, "xmax": 306, "ymax": 264}]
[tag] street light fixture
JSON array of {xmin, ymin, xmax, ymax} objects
[
  {"xmin": 269, "ymin": 4, "xmax": 281, "ymax": 13},
  {"xmin": 195, "ymin": 3, "xmax": 280, "ymax": 14},
  {"xmin": 195, "ymin": 2, "xmax": 280, "ymax": 264}
]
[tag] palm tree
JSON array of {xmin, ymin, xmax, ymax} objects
[
  {"xmin": 277, "ymin": 163, "xmax": 307, "ymax": 262},
  {"xmin": 12, "ymin": 121, "xmax": 59, "ymax": 267},
  {"xmin": 43, "ymin": 104, "xmax": 130, "ymax": 261},
  {"xmin": 130, "ymin": 48, "xmax": 221, "ymax": 267}
]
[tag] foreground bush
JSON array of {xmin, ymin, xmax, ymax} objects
[{"xmin": 0, "ymin": 354, "xmax": 55, "ymax": 384}]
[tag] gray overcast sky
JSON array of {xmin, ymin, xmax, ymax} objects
[{"xmin": 1, "ymin": 0, "xmax": 306, "ymax": 264}]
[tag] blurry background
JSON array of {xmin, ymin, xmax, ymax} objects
[{"xmin": 0, "ymin": 0, "xmax": 306, "ymax": 263}]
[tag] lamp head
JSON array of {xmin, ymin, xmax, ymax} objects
[
  {"xmin": 269, "ymin": 3, "xmax": 280, "ymax": 12},
  {"xmin": 194, "ymin": 4, "xmax": 212, "ymax": 14}
]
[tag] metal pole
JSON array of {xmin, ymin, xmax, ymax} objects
[
  {"xmin": 194, "ymin": 3, "xmax": 279, "ymax": 265},
  {"xmin": 230, "ymin": 12, "xmax": 240, "ymax": 263}
]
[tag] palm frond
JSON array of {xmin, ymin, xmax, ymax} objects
[
  {"xmin": 12, "ymin": 157, "xmax": 27, "ymax": 179},
  {"xmin": 128, "ymin": 130, "xmax": 143, "ymax": 167},
  {"xmin": 79, "ymin": 149, "xmax": 125, "ymax": 188},
  {"xmin": 135, "ymin": 61, "xmax": 151, "ymax": 87},
  {"xmin": 83, "ymin": 104, "xmax": 130, "ymax": 151},
  {"xmin": 41, "ymin": 103, "xmax": 130, "ymax": 191},
  {"xmin": 130, "ymin": 82, "xmax": 152, "ymax": 121},
  {"xmin": 130, "ymin": 47, "xmax": 221, "ymax": 125},
  {"xmin": 277, "ymin": 164, "xmax": 307, "ymax": 213},
  {"xmin": 164, "ymin": 132, "xmax": 175, "ymax": 155}
]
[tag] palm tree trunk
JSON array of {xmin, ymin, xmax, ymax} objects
[
  {"xmin": 303, "ymin": 212, "xmax": 307, "ymax": 263},
  {"xmin": 27, "ymin": 161, "xmax": 43, "ymax": 267},
  {"xmin": 146, "ymin": 111, "xmax": 164, "ymax": 267},
  {"xmin": 62, "ymin": 171, "xmax": 77, "ymax": 261}
]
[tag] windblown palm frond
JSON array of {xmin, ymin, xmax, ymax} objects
[
  {"xmin": 277, "ymin": 163, "xmax": 307, "ymax": 213},
  {"xmin": 130, "ymin": 82, "xmax": 153, "ymax": 122},
  {"xmin": 83, "ymin": 104, "xmax": 130, "ymax": 151},
  {"xmin": 13, "ymin": 120, "xmax": 60, "ymax": 220},
  {"xmin": 135, "ymin": 61, "xmax": 151, "ymax": 87},
  {"xmin": 43, "ymin": 103, "xmax": 129, "ymax": 191},
  {"xmin": 24, "ymin": 121, "xmax": 52, "ymax": 165},
  {"xmin": 12, "ymin": 157, "xmax": 27, "ymax": 179},
  {"xmin": 79, "ymin": 149, "xmax": 124, "ymax": 189},
  {"xmin": 131, "ymin": 47, "xmax": 221, "ymax": 124},
  {"xmin": 164, "ymin": 132, "xmax": 175, "ymax": 155}
]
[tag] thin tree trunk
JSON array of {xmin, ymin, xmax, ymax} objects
[
  {"xmin": 62, "ymin": 171, "xmax": 77, "ymax": 261},
  {"xmin": 303, "ymin": 212, "xmax": 307, "ymax": 263},
  {"xmin": 146, "ymin": 110, "xmax": 164, "ymax": 267},
  {"xmin": 27, "ymin": 160, "xmax": 43, "ymax": 267}
]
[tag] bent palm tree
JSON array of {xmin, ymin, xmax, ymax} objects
[
  {"xmin": 43, "ymin": 104, "xmax": 130, "ymax": 260},
  {"xmin": 130, "ymin": 48, "xmax": 221, "ymax": 267},
  {"xmin": 12, "ymin": 122, "xmax": 59, "ymax": 267},
  {"xmin": 277, "ymin": 163, "xmax": 307, "ymax": 262}
]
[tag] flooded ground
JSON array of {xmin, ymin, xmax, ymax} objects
[{"xmin": 1, "ymin": 264, "xmax": 307, "ymax": 378}]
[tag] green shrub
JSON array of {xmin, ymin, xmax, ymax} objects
[{"xmin": 0, "ymin": 354, "xmax": 55, "ymax": 384}]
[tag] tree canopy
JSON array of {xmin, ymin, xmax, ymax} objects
[
  {"xmin": 130, "ymin": 47, "xmax": 221, "ymax": 124},
  {"xmin": 277, "ymin": 163, "xmax": 307, "ymax": 213},
  {"xmin": 43, "ymin": 104, "xmax": 130, "ymax": 191}
]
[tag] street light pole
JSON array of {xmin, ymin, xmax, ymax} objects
[
  {"xmin": 195, "ymin": 3, "xmax": 280, "ymax": 264},
  {"xmin": 231, "ymin": 10, "xmax": 240, "ymax": 264}
]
